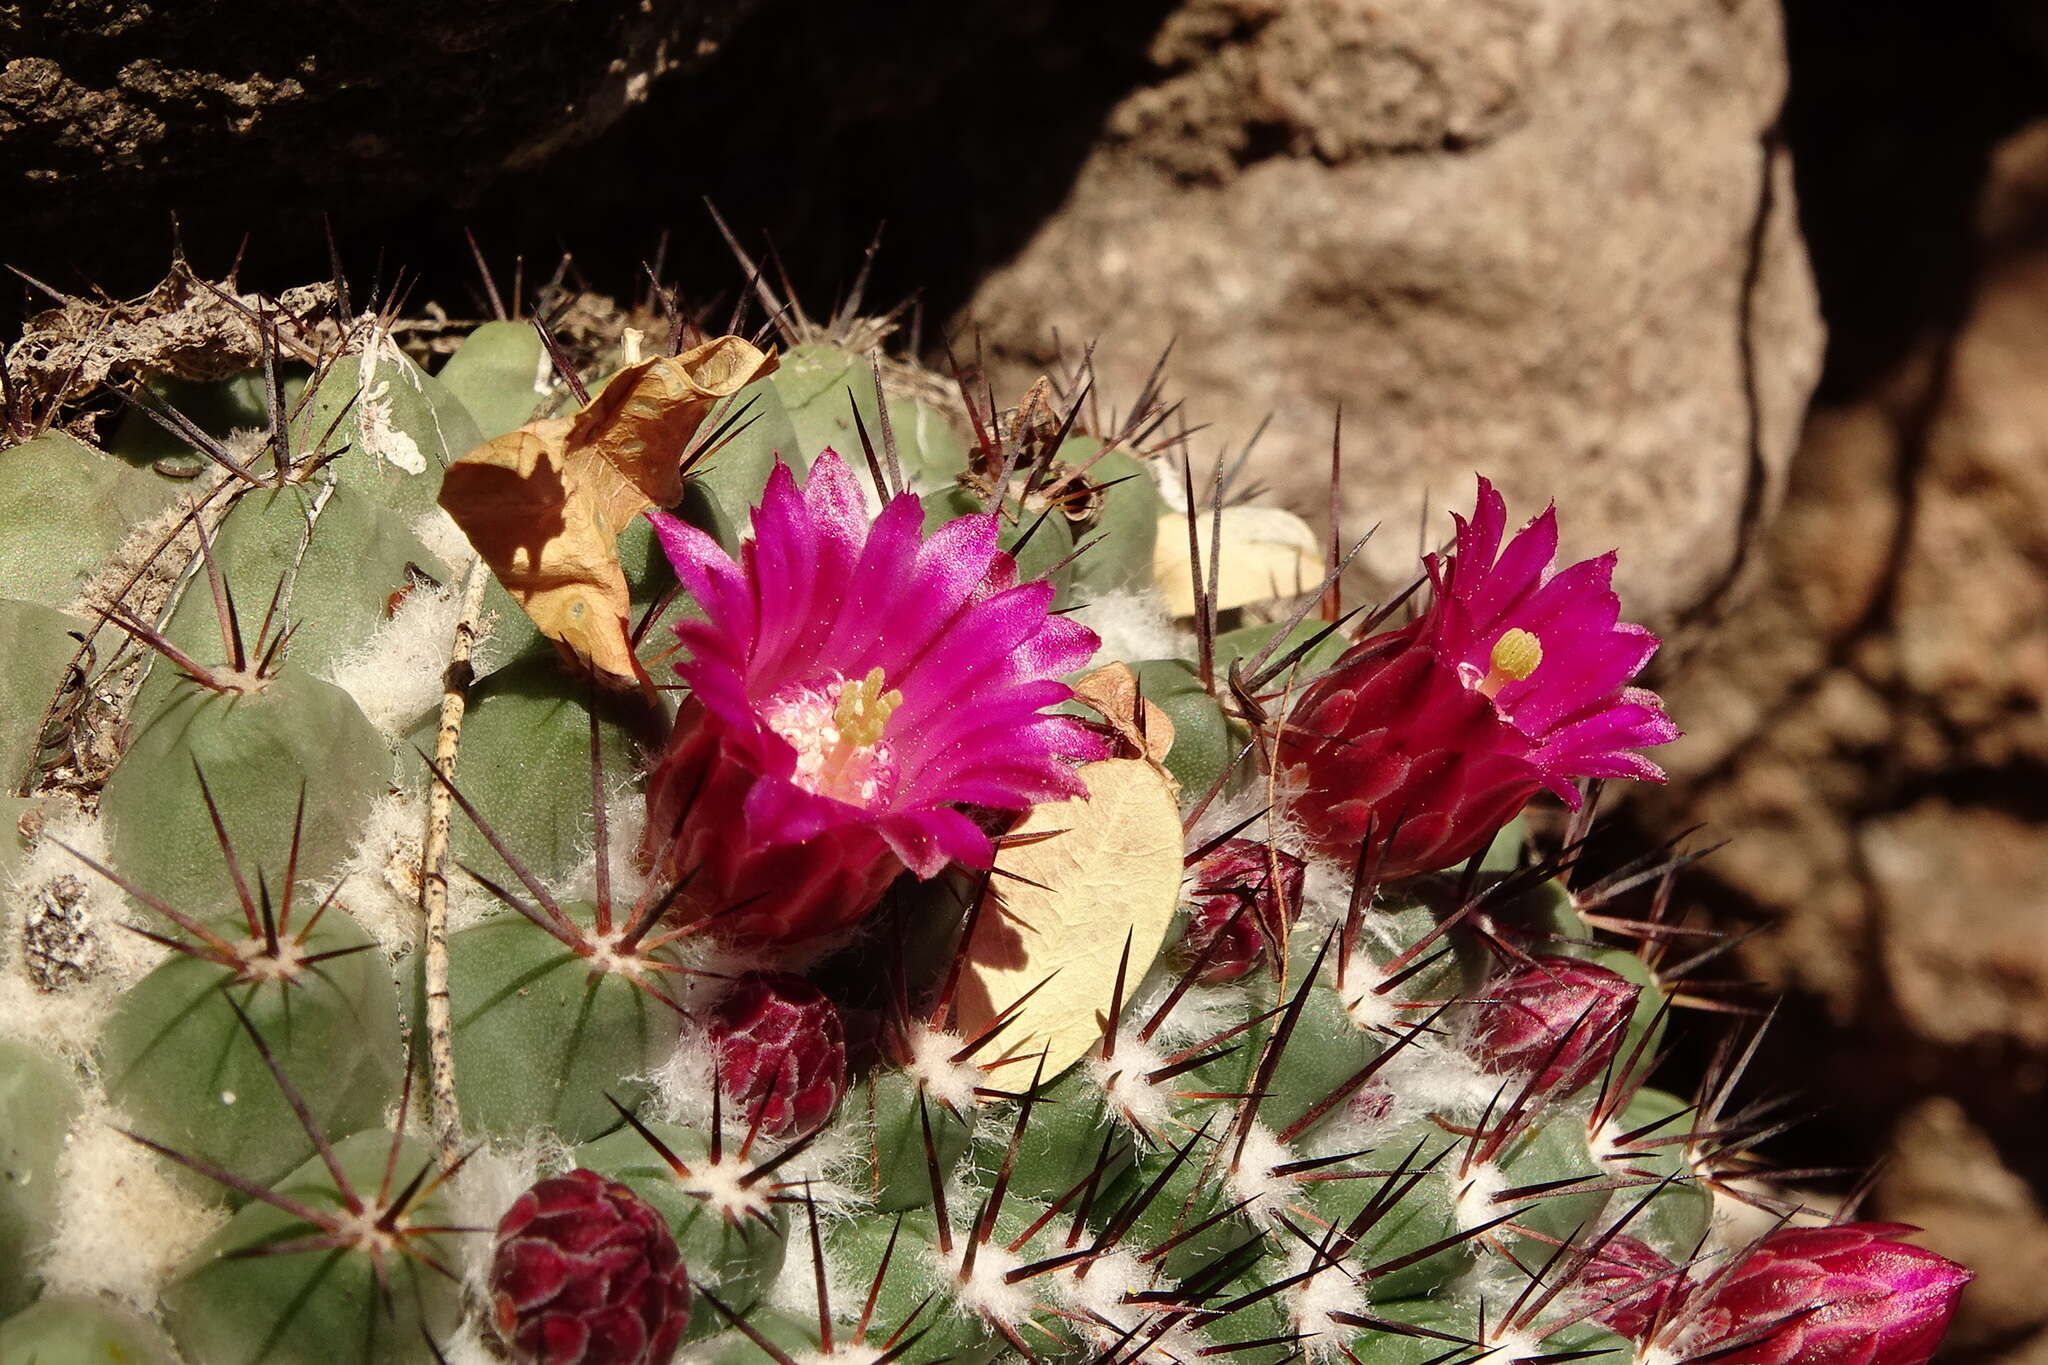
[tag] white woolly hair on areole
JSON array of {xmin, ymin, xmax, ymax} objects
[
  {"xmin": 329, "ymin": 786, "xmax": 501, "ymax": 957},
  {"xmin": 1283, "ymin": 1240, "xmax": 1372, "ymax": 1361},
  {"xmin": 1070, "ymin": 588, "xmax": 1190, "ymax": 668},
  {"xmin": 322, "ymin": 576, "xmax": 465, "ymax": 739},
  {"xmin": 1224, "ymin": 1119, "xmax": 1303, "ymax": 1230},
  {"xmin": 39, "ymin": 1092, "xmax": 229, "ymax": 1309}
]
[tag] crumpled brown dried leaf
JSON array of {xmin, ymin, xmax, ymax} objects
[
  {"xmin": 438, "ymin": 335, "xmax": 776, "ymax": 687},
  {"xmin": 1070, "ymin": 662, "xmax": 1176, "ymax": 769}
]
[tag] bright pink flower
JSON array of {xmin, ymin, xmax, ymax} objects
[
  {"xmin": 490, "ymin": 1168, "xmax": 690, "ymax": 1365},
  {"xmin": 1667, "ymin": 1223, "xmax": 1970, "ymax": 1365},
  {"xmin": 707, "ymin": 972, "xmax": 846, "ymax": 1137},
  {"xmin": 641, "ymin": 451, "xmax": 1103, "ymax": 943},
  {"xmin": 1280, "ymin": 477, "xmax": 1678, "ymax": 877}
]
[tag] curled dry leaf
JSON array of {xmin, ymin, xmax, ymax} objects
[
  {"xmin": 437, "ymin": 335, "xmax": 776, "ymax": 686},
  {"xmin": 1154, "ymin": 504, "xmax": 1323, "ymax": 617},
  {"xmin": 953, "ymin": 758, "xmax": 1184, "ymax": 1077},
  {"xmin": 1069, "ymin": 662, "xmax": 1176, "ymax": 769}
]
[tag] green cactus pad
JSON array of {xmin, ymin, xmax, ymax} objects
[
  {"xmin": 969, "ymin": 1064, "xmax": 1138, "ymax": 1209},
  {"xmin": 1130, "ymin": 658, "xmax": 1230, "ymax": 801},
  {"xmin": 98, "ymin": 667, "xmax": 386, "ymax": 916},
  {"xmin": 770, "ymin": 343, "xmax": 966, "ymax": 493},
  {"xmin": 1062, "ymin": 443, "xmax": 1162, "ymax": 596},
  {"xmin": 574, "ymin": 1120, "xmax": 791, "ymax": 1339},
  {"xmin": 411, "ymin": 654, "xmax": 648, "ymax": 890},
  {"xmin": 137, "ymin": 481, "xmax": 447, "ymax": 711},
  {"xmin": 161, "ymin": 1131, "xmax": 461, "ymax": 1365},
  {"xmin": 434, "ymin": 320, "xmax": 549, "ymax": 441},
  {"xmin": 867, "ymin": 1069, "xmax": 977, "ymax": 1214},
  {"xmin": 0, "ymin": 431, "xmax": 183, "ymax": 610},
  {"xmin": 0, "ymin": 600, "xmax": 85, "ymax": 794},
  {"xmin": 0, "ymin": 1293, "xmax": 182, "ymax": 1365},
  {"xmin": 678, "ymin": 376, "xmax": 803, "ymax": 553},
  {"xmin": 821, "ymin": 1207, "xmax": 1005, "ymax": 1365},
  {"xmin": 0, "ymin": 1039, "xmax": 83, "ymax": 1313},
  {"xmin": 106, "ymin": 371, "xmax": 303, "ymax": 477},
  {"xmin": 292, "ymin": 344, "xmax": 483, "ymax": 521},
  {"xmin": 430, "ymin": 903, "xmax": 680, "ymax": 1143},
  {"xmin": 97, "ymin": 907, "xmax": 402, "ymax": 1198}
]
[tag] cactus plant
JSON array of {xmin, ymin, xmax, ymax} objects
[{"xmin": 0, "ymin": 258, "xmax": 1969, "ymax": 1365}]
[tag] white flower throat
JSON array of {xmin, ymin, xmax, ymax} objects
[{"xmin": 763, "ymin": 667, "xmax": 904, "ymax": 807}]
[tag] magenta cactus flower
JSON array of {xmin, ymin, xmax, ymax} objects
[
  {"xmin": 1468, "ymin": 954, "xmax": 1641, "ymax": 1098},
  {"xmin": 490, "ymin": 1168, "xmax": 691, "ymax": 1365},
  {"xmin": 1279, "ymin": 476, "xmax": 1678, "ymax": 879},
  {"xmin": 707, "ymin": 971, "xmax": 847, "ymax": 1137},
  {"xmin": 640, "ymin": 451, "xmax": 1104, "ymax": 944},
  {"xmin": 1664, "ymin": 1223, "xmax": 1970, "ymax": 1365},
  {"xmin": 1178, "ymin": 838, "xmax": 1306, "ymax": 983}
]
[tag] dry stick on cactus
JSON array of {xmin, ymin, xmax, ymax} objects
[{"xmin": 418, "ymin": 555, "xmax": 490, "ymax": 1172}]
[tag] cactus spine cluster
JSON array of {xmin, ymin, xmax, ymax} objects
[{"xmin": 0, "ymin": 261, "xmax": 1966, "ymax": 1365}]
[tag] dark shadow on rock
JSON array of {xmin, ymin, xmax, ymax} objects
[
  {"xmin": 1780, "ymin": 0, "xmax": 2043, "ymax": 400},
  {"xmin": 5, "ymin": 0, "xmax": 1183, "ymax": 339}
]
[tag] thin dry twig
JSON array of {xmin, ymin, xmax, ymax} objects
[{"xmin": 419, "ymin": 557, "xmax": 491, "ymax": 1170}]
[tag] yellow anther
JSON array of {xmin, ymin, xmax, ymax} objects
[
  {"xmin": 1477, "ymin": 628, "xmax": 1543, "ymax": 699},
  {"xmin": 833, "ymin": 667, "xmax": 903, "ymax": 750}
]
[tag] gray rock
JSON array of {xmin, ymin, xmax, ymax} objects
[{"xmin": 962, "ymin": 0, "xmax": 1824, "ymax": 630}]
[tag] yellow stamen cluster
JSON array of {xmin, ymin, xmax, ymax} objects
[
  {"xmin": 833, "ymin": 667, "xmax": 902, "ymax": 750},
  {"xmin": 1477, "ymin": 628, "xmax": 1543, "ymax": 699}
]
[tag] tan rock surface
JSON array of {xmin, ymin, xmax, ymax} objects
[{"xmin": 963, "ymin": 0, "xmax": 1824, "ymax": 629}]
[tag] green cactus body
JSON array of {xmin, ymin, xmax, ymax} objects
[
  {"xmin": 0, "ymin": 1040, "xmax": 82, "ymax": 1314},
  {"xmin": 429, "ymin": 903, "xmax": 681, "ymax": 1143},
  {"xmin": 1061, "ymin": 442, "xmax": 1162, "ymax": 595},
  {"xmin": 1130, "ymin": 658, "xmax": 1230, "ymax": 798},
  {"xmin": 0, "ymin": 600, "xmax": 84, "ymax": 791},
  {"xmin": 0, "ymin": 431, "xmax": 185, "ymax": 610},
  {"xmin": 99, "ymin": 668, "xmax": 385, "ymax": 914},
  {"xmin": 434, "ymin": 320, "xmax": 548, "ymax": 442},
  {"xmin": 679, "ymin": 376, "xmax": 803, "ymax": 553},
  {"xmin": 0, "ymin": 1293, "xmax": 182, "ymax": 1365},
  {"xmin": 769, "ymin": 342, "xmax": 965, "ymax": 494},
  {"xmin": 133, "ymin": 481, "xmax": 446, "ymax": 719},
  {"xmin": 96, "ymin": 908, "xmax": 402, "ymax": 1197},
  {"xmin": 574, "ymin": 1121, "xmax": 791, "ymax": 1339},
  {"xmin": 291, "ymin": 344, "xmax": 484, "ymax": 521},
  {"xmin": 160, "ymin": 1132, "xmax": 461, "ymax": 1365},
  {"xmin": 410, "ymin": 654, "xmax": 646, "ymax": 889}
]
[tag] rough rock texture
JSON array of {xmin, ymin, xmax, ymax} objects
[
  {"xmin": 1634, "ymin": 88, "xmax": 2048, "ymax": 1363},
  {"xmin": 0, "ymin": 0, "xmax": 759, "ymax": 298},
  {"xmin": 962, "ymin": 0, "xmax": 1825, "ymax": 630}
]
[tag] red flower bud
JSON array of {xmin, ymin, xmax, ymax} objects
[
  {"xmin": 1468, "ymin": 955, "xmax": 1639, "ymax": 1097},
  {"xmin": 707, "ymin": 972, "xmax": 847, "ymax": 1137},
  {"xmin": 1579, "ymin": 1234, "xmax": 1680, "ymax": 1340},
  {"xmin": 1180, "ymin": 838, "xmax": 1305, "ymax": 983},
  {"xmin": 1669, "ymin": 1223, "xmax": 1970, "ymax": 1365},
  {"xmin": 491, "ymin": 1168, "xmax": 690, "ymax": 1365}
]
